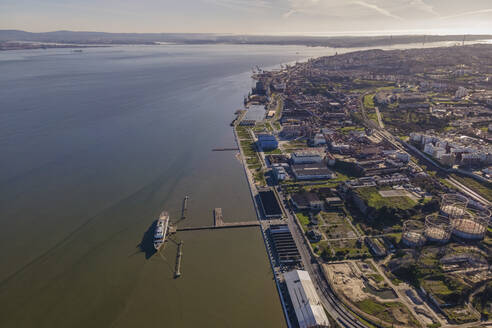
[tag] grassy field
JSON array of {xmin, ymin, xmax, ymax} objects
[
  {"xmin": 263, "ymin": 148, "xmax": 282, "ymax": 155},
  {"xmin": 272, "ymin": 94, "xmax": 283, "ymax": 120},
  {"xmin": 363, "ymin": 94, "xmax": 375, "ymax": 109},
  {"xmin": 322, "ymin": 212, "xmax": 357, "ymax": 239},
  {"xmin": 246, "ymin": 157, "xmax": 259, "ymax": 165},
  {"xmin": 422, "ymin": 279, "xmax": 453, "ymax": 299},
  {"xmin": 296, "ymin": 212, "xmax": 310, "ymax": 231},
  {"xmin": 252, "ymin": 169, "xmax": 266, "ymax": 186},
  {"xmin": 281, "ymin": 139, "xmax": 307, "ymax": 152},
  {"xmin": 450, "ymin": 174, "xmax": 492, "ymax": 202},
  {"xmin": 240, "ymin": 140, "xmax": 257, "ymax": 157},
  {"xmin": 253, "ymin": 122, "xmax": 273, "ymax": 132},
  {"xmin": 236, "ymin": 127, "xmax": 252, "ymax": 140},
  {"xmin": 439, "ymin": 178, "xmax": 459, "ymax": 191},
  {"xmin": 355, "ymin": 299, "xmax": 419, "ymax": 327},
  {"xmin": 443, "ymin": 306, "xmax": 480, "ymax": 324},
  {"xmin": 340, "ymin": 126, "xmax": 365, "ymax": 134},
  {"xmin": 370, "ymin": 273, "xmax": 384, "ymax": 283},
  {"xmin": 367, "ymin": 112, "xmax": 378, "ymax": 121},
  {"xmin": 356, "ymin": 187, "xmax": 416, "ymax": 210},
  {"xmin": 330, "ymin": 239, "xmax": 370, "ymax": 259},
  {"xmin": 304, "ymin": 181, "xmax": 339, "ymax": 190}
]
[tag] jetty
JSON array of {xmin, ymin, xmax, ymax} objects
[
  {"xmin": 212, "ymin": 147, "xmax": 239, "ymax": 151},
  {"xmin": 176, "ymin": 208, "xmax": 259, "ymax": 231},
  {"xmin": 181, "ymin": 196, "xmax": 189, "ymax": 220},
  {"xmin": 174, "ymin": 241, "xmax": 183, "ymax": 278}
]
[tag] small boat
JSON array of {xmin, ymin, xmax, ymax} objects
[{"xmin": 153, "ymin": 211, "xmax": 170, "ymax": 250}]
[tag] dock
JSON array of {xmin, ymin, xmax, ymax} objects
[
  {"xmin": 176, "ymin": 208, "xmax": 260, "ymax": 231},
  {"xmin": 214, "ymin": 208, "xmax": 223, "ymax": 226},
  {"xmin": 175, "ymin": 241, "xmax": 183, "ymax": 278},
  {"xmin": 181, "ymin": 196, "xmax": 189, "ymax": 220},
  {"xmin": 212, "ymin": 147, "xmax": 239, "ymax": 151}
]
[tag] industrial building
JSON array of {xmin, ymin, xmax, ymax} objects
[
  {"xmin": 291, "ymin": 192, "xmax": 324, "ymax": 210},
  {"xmin": 257, "ymin": 133, "xmax": 278, "ymax": 150},
  {"xmin": 291, "ymin": 150, "xmax": 323, "ymax": 164},
  {"xmin": 258, "ymin": 189, "xmax": 283, "ymax": 218},
  {"xmin": 291, "ymin": 163, "xmax": 335, "ymax": 180},
  {"xmin": 284, "ymin": 270, "xmax": 330, "ymax": 328},
  {"xmin": 269, "ymin": 225, "xmax": 301, "ymax": 264},
  {"xmin": 272, "ymin": 164, "xmax": 288, "ymax": 181}
]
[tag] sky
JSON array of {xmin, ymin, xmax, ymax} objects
[{"xmin": 0, "ymin": 0, "xmax": 491, "ymax": 35}]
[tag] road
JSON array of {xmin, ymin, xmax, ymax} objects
[
  {"xmin": 374, "ymin": 107, "xmax": 384, "ymax": 129},
  {"xmin": 368, "ymin": 258, "xmax": 445, "ymax": 327},
  {"xmin": 276, "ymin": 190, "xmax": 371, "ymax": 328},
  {"xmin": 446, "ymin": 176, "xmax": 491, "ymax": 206},
  {"xmin": 359, "ymin": 96, "xmax": 491, "ymax": 207},
  {"xmin": 248, "ymin": 124, "xmax": 371, "ymax": 327},
  {"xmin": 233, "ymin": 125, "xmax": 294, "ymax": 328}
]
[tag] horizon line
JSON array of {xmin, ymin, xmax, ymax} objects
[{"xmin": 2, "ymin": 28, "xmax": 492, "ymax": 38}]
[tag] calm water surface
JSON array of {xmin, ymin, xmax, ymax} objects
[{"xmin": 0, "ymin": 41, "xmax": 472, "ymax": 327}]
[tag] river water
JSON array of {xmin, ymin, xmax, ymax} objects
[{"xmin": 0, "ymin": 41, "xmax": 478, "ymax": 327}]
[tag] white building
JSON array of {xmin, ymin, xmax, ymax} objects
[
  {"xmin": 422, "ymin": 135, "xmax": 436, "ymax": 145},
  {"xmin": 455, "ymin": 86, "xmax": 468, "ymax": 99},
  {"xmin": 435, "ymin": 148, "xmax": 446, "ymax": 159},
  {"xmin": 439, "ymin": 153, "xmax": 455, "ymax": 166},
  {"xmin": 313, "ymin": 133, "xmax": 326, "ymax": 146},
  {"xmin": 410, "ymin": 132, "xmax": 423, "ymax": 143},
  {"xmin": 284, "ymin": 270, "xmax": 330, "ymax": 328},
  {"xmin": 272, "ymin": 165, "xmax": 287, "ymax": 181},
  {"xmin": 396, "ymin": 151, "xmax": 410, "ymax": 162},
  {"xmin": 291, "ymin": 150, "xmax": 323, "ymax": 164},
  {"xmin": 436, "ymin": 141, "xmax": 448, "ymax": 149},
  {"xmin": 424, "ymin": 143, "xmax": 436, "ymax": 156},
  {"xmin": 330, "ymin": 143, "xmax": 350, "ymax": 153}
]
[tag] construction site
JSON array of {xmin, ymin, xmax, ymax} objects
[{"xmin": 323, "ymin": 261, "xmax": 439, "ymax": 328}]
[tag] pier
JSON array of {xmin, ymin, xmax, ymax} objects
[
  {"xmin": 214, "ymin": 207, "xmax": 224, "ymax": 226},
  {"xmin": 181, "ymin": 196, "xmax": 189, "ymax": 220},
  {"xmin": 176, "ymin": 208, "xmax": 260, "ymax": 231},
  {"xmin": 211, "ymin": 147, "xmax": 239, "ymax": 151},
  {"xmin": 174, "ymin": 241, "xmax": 183, "ymax": 278}
]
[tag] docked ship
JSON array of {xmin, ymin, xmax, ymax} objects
[{"xmin": 153, "ymin": 211, "xmax": 170, "ymax": 250}]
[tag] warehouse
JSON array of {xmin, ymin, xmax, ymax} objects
[
  {"xmin": 291, "ymin": 150, "xmax": 323, "ymax": 164},
  {"xmin": 269, "ymin": 225, "xmax": 301, "ymax": 264},
  {"xmin": 284, "ymin": 270, "xmax": 330, "ymax": 328},
  {"xmin": 258, "ymin": 189, "xmax": 283, "ymax": 217},
  {"xmin": 292, "ymin": 163, "xmax": 335, "ymax": 180}
]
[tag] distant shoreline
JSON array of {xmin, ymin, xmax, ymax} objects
[
  {"xmin": 0, "ymin": 42, "xmax": 110, "ymax": 51},
  {"xmin": 1, "ymin": 30, "xmax": 491, "ymax": 51}
]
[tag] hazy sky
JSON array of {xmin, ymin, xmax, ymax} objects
[{"xmin": 1, "ymin": 0, "xmax": 491, "ymax": 35}]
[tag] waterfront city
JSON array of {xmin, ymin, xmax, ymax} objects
[{"xmin": 1, "ymin": 1, "xmax": 492, "ymax": 327}]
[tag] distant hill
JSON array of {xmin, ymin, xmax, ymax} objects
[{"xmin": 1, "ymin": 30, "xmax": 491, "ymax": 48}]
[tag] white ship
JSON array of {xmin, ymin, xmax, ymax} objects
[{"xmin": 153, "ymin": 211, "xmax": 169, "ymax": 250}]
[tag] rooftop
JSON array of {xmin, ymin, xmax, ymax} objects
[{"xmin": 284, "ymin": 270, "xmax": 330, "ymax": 328}]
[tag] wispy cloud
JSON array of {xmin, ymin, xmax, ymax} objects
[
  {"xmin": 353, "ymin": 1, "xmax": 403, "ymax": 20},
  {"xmin": 408, "ymin": 0, "xmax": 440, "ymax": 17},
  {"xmin": 282, "ymin": 0, "xmax": 404, "ymax": 20},
  {"xmin": 440, "ymin": 8, "xmax": 492, "ymax": 19}
]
